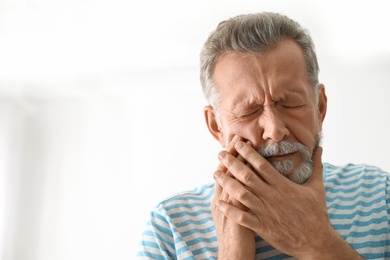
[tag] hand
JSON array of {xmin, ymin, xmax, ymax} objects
[
  {"xmin": 212, "ymin": 136, "xmax": 256, "ymax": 259},
  {"xmin": 214, "ymin": 142, "xmax": 362, "ymax": 259}
]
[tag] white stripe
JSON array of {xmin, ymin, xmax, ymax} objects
[
  {"xmin": 329, "ymin": 210, "xmax": 386, "ymax": 225},
  {"xmin": 325, "ymin": 185, "xmax": 385, "ymax": 200},
  {"xmin": 326, "ymin": 190, "xmax": 385, "ymax": 207},
  {"xmin": 140, "ymin": 236, "xmax": 175, "ymax": 258},
  {"xmin": 325, "ymin": 164, "xmax": 383, "ymax": 180}
]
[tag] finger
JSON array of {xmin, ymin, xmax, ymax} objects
[
  {"xmin": 218, "ymin": 150, "xmax": 262, "ymax": 188},
  {"xmin": 226, "ymin": 153, "xmax": 247, "ymax": 178},
  {"xmin": 304, "ymin": 146, "xmax": 323, "ymax": 187},
  {"xmin": 214, "ymin": 170, "xmax": 257, "ymax": 209},
  {"xmin": 217, "ymin": 135, "xmax": 243, "ymax": 172},
  {"xmin": 217, "ymin": 200, "xmax": 259, "ymax": 229},
  {"xmin": 217, "ymin": 136, "xmax": 247, "ymax": 179},
  {"xmin": 213, "ymin": 181, "xmax": 222, "ymax": 199},
  {"xmin": 234, "ymin": 141, "xmax": 283, "ymax": 185}
]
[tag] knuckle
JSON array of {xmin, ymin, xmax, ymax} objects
[
  {"xmin": 256, "ymin": 161, "xmax": 268, "ymax": 173},
  {"xmin": 242, "ymin": 170, "xmax": 253, "ymax": 183},
  {"xmin": 237, "ymin": 212, "xmax": 251, "ymax": 224},
  {"xmin": 226, "ymin": 155, "xmax": 235, "ymax": 169},
  {"xmin": 278, "ymin": 183, "xmax": 292, "ymax": 194},
  {"xmin": 236, "ymin": 188, "xmax": 251, "ymax": 201}
]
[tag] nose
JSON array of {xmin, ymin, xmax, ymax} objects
[{"xmin": 260, "ymin": 108, "xmax": 289, "ymax": 143}]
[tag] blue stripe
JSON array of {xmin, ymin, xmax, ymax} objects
[
  {"xmin": 350, "ymin": 239, "xmax": 389, "ymax": 249},
  {"xmin": 151, "ymin": 211, "xmax": 170, "ymax": 224},
  {"xmin": 163, "ymin": 188, "xmax": 214, "ymax": 204},
  {"xmin": 170, "ymin": 209, "xmax": 211, "ymax": 219},
  {"xmin": 256, "ymin": 244, "xmax": 276, "ymax": 254},
  {"xmin": 142, "ymin": 230, "xmax": 175, "ymax": 251},
  {"xmin": 327, "ymin": 196, "xmax": 385, "ymax": 210},
  {"xmin": 137, "ymin": 250, "xmax": 172, "ymax": 259},
  {"xmin": 147, "ymin": 221, "xmax": 174, "ymax": 239},
  {"xmin": 141, "ymin": 240, "xmax": 161, "ymax": 249},
  {"xmin": 192, "ymin": 246, "xmax": 218, "ymax": 256},
  {"xmin": 326, "ymin": 180, "xmax": 385, "ymax": 194},
  {"xmin": 360, "ymin": 252, "xmax": 390, "ymax": 259},
  {"xmin": 326, "ymin": 190, "xmax": 384, "ymax": 202},
  {"xmin": 141, "ymin": 239, "xmax": 175, "ymax": 260},
  {"xmin": 181, "ymin": 256, "xmax": 196, "ymax": 260},
  {"xmin": 172, "ymin": 235, "xmax": 187, "ymax": 251},
  {"xmin": 325, "ymin": 164, "xmax": 383, "ymax": 175},
  {"xmin": 165, "ymin": 202, "xmax": 211, "ymax": 211},
  {"xmin": 254, "ymin": 242, "xmax": 297, "ymax": 258},
  {"xmin": 175, "ymin": 216, "xmax": 214, "ymax": 228},
  {"xmin": 337, "ymin": 227, "xmax": 389, "ymax": 238},
  {"xmin": 186, "ymin": 235, "xmax": 217, "ymax": 246},
  {"xmin": 255, "ymin": 235, "xmax": 263, "ymax": 242},
  {"xmin": 331, "ymin": 216, "xmax": 389, "ymax": 230},
  {"xmin": 326, "ymin": 174, "xmax": 384, "ymax": 186},
  {"xmin": 165, "ymin": 192, "xmax": 213, "ymax": 203},
  {"xmin": 181, "ymin": 225, "xmax": 215, "ymax": 237},
  {"xmin": 175, "ymin": 243, "xmax": 190, "ymax": 256},
  {"xmin": 328, "ymin": 207, "xmax": 386, "ymax": 219}
]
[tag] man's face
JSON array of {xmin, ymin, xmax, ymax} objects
[{"xmin": 204, "ymin": 40, "xmax": 327, "ymax": 182}]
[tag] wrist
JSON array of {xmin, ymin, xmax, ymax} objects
[
  {"xmin": 217, "ymin": 224, "xmax": 256, "ymax": 260},
  {"xmin": 299, "ymin": 230, "xmax": 362, "ymax": 260}
]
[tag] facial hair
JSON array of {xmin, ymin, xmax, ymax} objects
[{"xmin": 258, "ymin": 133, "xmax": 322, "ymax": 184}]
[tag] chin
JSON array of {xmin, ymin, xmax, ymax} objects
[{"xmin": 271, "ymin": 159, "xmax": 313, "ymax": 184}]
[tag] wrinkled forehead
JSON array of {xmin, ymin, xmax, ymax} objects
[{"xmin": 213, "ymin": 40, "xmax": 312, "ymax": 104}]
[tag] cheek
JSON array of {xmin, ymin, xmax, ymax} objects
[
  {"xmin": 219, "ymin": 119, "xmax": 256, "ymax": 145},
  {"xmin": 220, "ymin": 119, "xmax": 261, "ymax": 147},
  {"xmin": 288, "ymin": 113, "xmax": 321, "ymax": 150}
]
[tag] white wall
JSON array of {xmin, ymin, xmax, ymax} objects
[{"xmin": 1, "ymin": 1, "xmax": 389, "ymax": 259}]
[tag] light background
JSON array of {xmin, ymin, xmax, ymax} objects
[{"xmin": 1, "ymin": 0, "xmax": 389, "ymax": 259}]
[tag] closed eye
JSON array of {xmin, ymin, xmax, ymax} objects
[
  {"xmin": 276, "ymin": 101, "xmax": 305, "ymax": 109},
  {"xmin": 236, "ymin": 108, "xmax": 262, "ymax": 118},
  {"xmin": 237, "ymin": 108, "xmax": 262, "ymax": 118},
  {"xmin": 281, "ymin": 104, "xmax": 304, "ymax": 108}
]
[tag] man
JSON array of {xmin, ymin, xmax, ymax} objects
[{"xmin": 137, "ymin": 12, "xmax": 390, "ymax": 259}]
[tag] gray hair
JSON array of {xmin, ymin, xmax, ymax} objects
[{"xmin": 200, "ymin": 12, "xmax": 320, "ymax": 111}]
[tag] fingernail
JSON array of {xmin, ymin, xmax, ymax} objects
[
  {"xmin": 214, "ymin": 170, "xmax": 222, "ymax": 179},
  {"xmin": 218, "ymin": 151, "xmax": 227, "ymax": 159},
  {"xmin": 235, "ymin": 141, "xmax": 244, "ymax": 150}
]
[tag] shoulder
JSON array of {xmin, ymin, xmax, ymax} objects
[
  {"xmin": 323, "ymin": 162, "xmax": 389, "ymax": 184},
  {"xmin": 138, "ymin": 183, "xmax": 217, "ymax": 259},
  {"xmin": 323, "ymin": 162, "xmax": 390, "ymax": 199},
  {"xmin": 157, "ymin": 182, "xmax": 214, "ymax": 206},
  {"xmin": 323, "ymin": 163, "xmax": 390, "ymax": 257},
  {"xmin": 153, "ymin": 183, "xmax": 215, "ymax": 218},
  {"xmin": 140, "ymin": 183, "xmax": 215, "ymax": 242}
]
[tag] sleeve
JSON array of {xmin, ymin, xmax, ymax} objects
[{"xmin": 136, "ymin": 207, "xmax": 177, "ymax": 260}]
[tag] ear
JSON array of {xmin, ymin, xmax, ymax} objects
[
  {"xmin": 317, "ymin": 84, "xmax": 327, "ymax": 123},
  {"xmin": 204, "ymin": 106, "xmax": 225, "ymax": 147}
]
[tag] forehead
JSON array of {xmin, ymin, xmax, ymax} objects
[{"xmin": 213, "ymin": 40, "xmax": 312, "ymax": 105}]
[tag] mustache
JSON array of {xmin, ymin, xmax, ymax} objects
[{"xmin": 258, "ymin": 141, "xmax": 311, "ymax": 159}]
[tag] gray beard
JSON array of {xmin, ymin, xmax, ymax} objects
[{"xmin": 258, "ymin": 133, "xmax": 322, "ymax": 184}]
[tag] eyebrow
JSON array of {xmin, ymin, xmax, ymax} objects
[
  {"xmin": 275, "ymin": 90, "xmax": 306, "ymax": 102},
  {"xmin": 229, "ymin": 88, "xmax": 306, "ymax": 108},
  {"xmin": 228, "ymin": 95, "xmax": 263, "ymax": 113}
]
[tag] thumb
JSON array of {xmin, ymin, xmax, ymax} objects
[{"xmin": 304, "ymin": 146, "xmax": 324, "ymax": 186}]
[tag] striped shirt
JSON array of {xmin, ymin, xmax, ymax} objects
[{"xmin": 136, "ymin": 163, "xmax": 390, "ymax": 259}]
